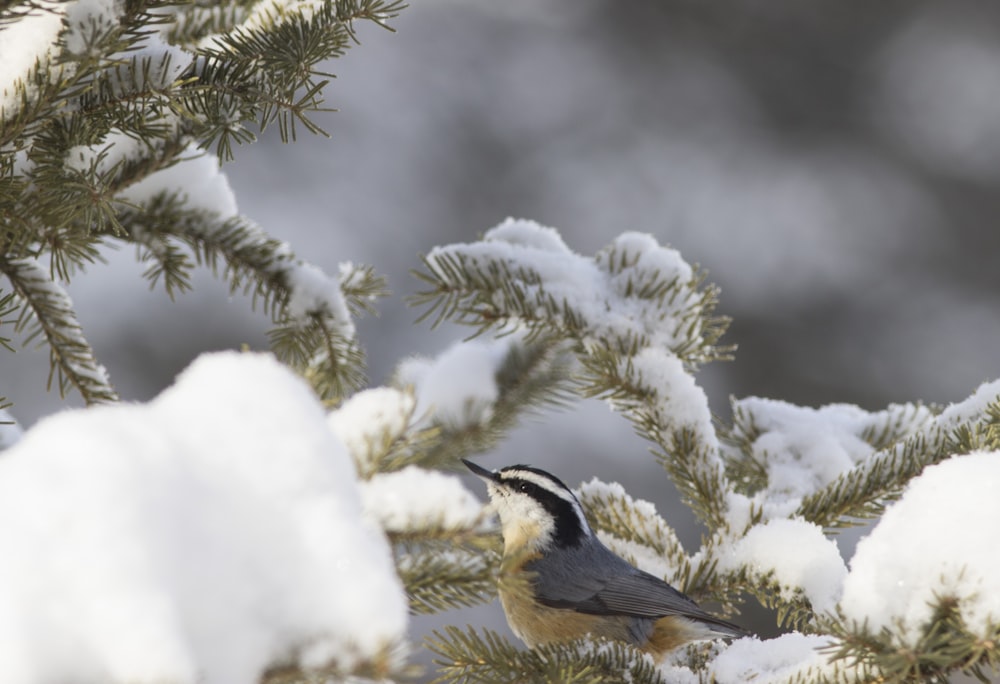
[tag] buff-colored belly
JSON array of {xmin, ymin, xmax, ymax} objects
[
  {"xmin": 499, "ymin": 587, "xmax": 639, "ymax": 647},
  {"xmin": 499, "ymin": 581, "xmax": 708, "ymax": 657}
]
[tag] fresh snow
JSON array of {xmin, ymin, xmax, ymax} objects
[
  {"xmin": 727, "ymin": 397, "xmax": 935, "ymax": 520},
  {"xmin": 63, "ymin": 0, "xmax": 123, "ymax": 54},
  {"xmin": 935, "ymin": 377, "xmax": 1000, "ymax": 429},
  {"xmin": 328, "ymin": 386, "xmax": 415, "ymax": 474},
  {"xmin": 840, "ymin": 450, "xmax": 1000, "ymax": 642},
  {"xmin": 718, "ymin": 518, "xmax": 846, "ymax": 615},
  {"xmin": 285, "ymin": 261, "xmax": 353, "ymax": 333},
  {"xmin": 119, "ymin": 148, "xmax": 239, "ymax": 219},
  {"xmin": 708, "ymin": 633, "xmax": 850, "ymax": 683},
  {"xmin": 659, "ymin": 633, "xmax": 858, "ymax": 683},
  {"xmin": 629, "ymin": 347, "xmax": 717, "ymax": 450},
  {"xmin": 360, "ymin": 465, "xmax": 483, "ymax": 533},
  {"xmin": 2, "ymin": 0, "xmax": 192, "ymax": 110},
  {"xmin": 0, "ymin": 352, "xmax": 406, "ymax": 684},
  {"xmin": 396, "ymin": 337, "xmax": 509, "ymax": 428},
  {"xmin": 425, "ymin": 218, "xmax": 703, "ymax": 354},
  {"xmin": 0, "ymin": 2, "xmax": 67, "ymax": 110}
]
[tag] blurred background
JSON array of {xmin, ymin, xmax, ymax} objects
[{"xmin": 4, "ymin": 0, "xmax": 1000, "ymax": 670}]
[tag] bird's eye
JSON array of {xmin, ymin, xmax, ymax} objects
[{"xmin": 518, "ymin": 482, "xmax": 529, "ymax": 493}]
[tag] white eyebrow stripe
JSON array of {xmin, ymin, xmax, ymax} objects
[{"xmin": 500, "ymin": 470, "xmax": 575, "ymax": 500}]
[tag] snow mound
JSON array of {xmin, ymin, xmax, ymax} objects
[{"xmin": 0, "ymin": 352, "xmax": 406, "ymax": 684}]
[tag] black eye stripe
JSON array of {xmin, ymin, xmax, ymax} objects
[{"xmin": 501, "ymin": 475, "xmax": 585, "ymax": 548}]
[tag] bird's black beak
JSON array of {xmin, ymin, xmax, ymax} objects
[{"xmin": 462, "ymin": 459, "xmax": 499, "ymax": 482}]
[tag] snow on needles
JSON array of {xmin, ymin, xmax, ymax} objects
[
  {"xmin": 421, "ymin": 218, "xmax": 719, "ymax": 460},
  {"xmin": 425, "ymin": 218, "xmax": 700, "ymax": 354},
  {"xmin": 840, "ymin": 450, "xmax": 1000, "ymax": 642},
  {"xmin": 661, "ymin": 634, "xmax": 859, "ymax": 683},
  {"xmin": 727, "ymin": 397, "xmax": 935, "ymax": 519},
  {"xmin": 707, "ymin": 633, "xmax": 851, "ymax": 683},
  {"xmin": 118, "ymin": 148, "xmax": 238, "ymax": 219},
  {"xmin": 328, "ymin": 386, "xmax": 415, "ymax": 474},
  {"xmin": 0, "ymin": 2, "xmax": 65, "ymax": 109},
  {"xmin": 718, "ymin": 518, "xmax": 846, "ymax": 615},
  {"xmin": 396, "ymin": 337, "xmax": 509, "ymax": 428},
  {"xmin": 360, "ymin": 466, "xmax": 483, "ymax": 534},
  {"xmin": 0, "ymin": 352, "xmax": 406, "ymax": 684},
  {"xmin": 935, "ymin": 377, "xmax": 1000, "ymax": 430}
]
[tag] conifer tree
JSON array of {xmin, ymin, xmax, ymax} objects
[
  {"xmin": 3, "ymin": 1, "xmax": 1000, "ymax": 683},
  {"xmin": 1, "ymin": 0, "xmax": 399, "ymax": 408}
]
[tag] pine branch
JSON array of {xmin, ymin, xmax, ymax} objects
[
  {"xmin": 186, "ymin": 0, "xmax": 405, "ymax": 158},
  {"xmin": 825, "ymin": 597, "xmax": 1000, "ymax": 684},
  {"xmin": 428, "ymin": 626, "xmax": 668, "ymax": 684},
  {"xmin": 0, "ymin": 257, "xmax": 118, "ymax": 404},
  {"xmin": 411, "ymin": 227, "xmax": 734, "ymax": 529},
  {"xmin": 795, "ymin": 433, "xmax": 947, "ymax": 529},
  {"xmin": 166, "ymin": 1, "xmax": 255, "ymax": 46},
  {"xmin": 946, "ymin": 399, "xmax": 1000, "ymax": 453},
  {"xmin": 577, "ymin": 346, "xmax": 731, "ymax": 529},
  {"xmin": 398, "ymin": 335, "xmax": 576, "ymax": 471},
  {"xmin": 733, "ymin": 567, "xmax": 817, "ymax": 633},
  {"xmin": 793, "ymin": 385, "xmax": 992, "ymax": 531},
  {"xmin": 114, "ymin": 195, "xmax": 381, "ymax": 400},
  {"xmin": 397, "ymin": 542, "xmax": 499, "ymax": 615}
]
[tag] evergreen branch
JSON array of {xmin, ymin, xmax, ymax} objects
[
  {"xmin": 270, "ymin": 315, "xmax": 366, "ymax": 401},
  {"xmin": 654, "ymin": 430, "xmax": 729, "ymax": 531},
  {"xmin": 339, "ymin": 262, "xmax": 389, "ymax": 317},
  {"xmin": 115, "ymin": 195, "xmax": 290, "ymax": 313},
  {"xmin": 166, "ymin": 2, "xmax": 254, "ymax": 46},
  {"xmin": 946, "ymin": 399, "xmax": 1000, "ymax": 453},
  {"xmin": 859, "ymin": 402, "xmax": 938, "ymax": 451},
  {"xmin": 0, "ymin": 257, "xmax": 118, "ymax": 404},
  {"xmin": 427, "ymin": 626, "xmax": 668, "ymax": 684},
  {"xmin": 185, "ymin": 0, "xmax": 404, "ymax": 157},
  {"xmin": 411, "ymin": 228, "xmax": 733, "ymax": 531},
  {"xmin": 796, "ymin": 431, "xmax": 949, "ymax": 529},
  {"xmin": 397, "ymin": 543, "xmax": 499, "ymax": 615},
  {"xmin": 134, "ymin": 228, "xmax": 196, "ymax": 299},
  {"xmin": 732, "ymin": 566, "xmax": 817, "ymax": 633},
  {"xmin": 399, "ymin": 336, "xmax": 575, "ymax": 471},
  {"xmin": 115, "ymin": 195, "xmax": 376, "ymax": 400},
  {"xmin": 411, "ymin": 233, "xmax": 732, "ymax": 366},
  {"xmin": 2, "ymin": 0, "xmax": 171, "ymax": 156},
  {"xmin": 577, "ymin": 346, "xmax": 730, "ymax": 530},
  {"xmin": 824, "ymin": 597, "xmax": 1000, "ymax": 684}
]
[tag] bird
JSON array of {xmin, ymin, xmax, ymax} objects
[{"xmin": 462, "ymin": 459, "xmax": 748, "ymax": 656}]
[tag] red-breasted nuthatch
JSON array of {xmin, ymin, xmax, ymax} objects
[{"xmin": 463, "ymin": 460, "xmax": 748, "ymax": 656}]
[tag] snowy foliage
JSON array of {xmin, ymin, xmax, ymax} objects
[
  {"xmin": 3, "ymin": 168, "xmax": 1000, "ymax": 682},
  {"xmin": 840, "ymin": 450, "xmax": 1000, "ymax": 641},
  {"xmin": 411, "ymin": 220, "xmax": 1000, "ymax": 683},
  {"xmin": 0, "ymin": 0, "xmax": 401, "ymax": 408},
  {"xmin": 4, "ymin": 3, "xmax": 999, "ymax": 675}
]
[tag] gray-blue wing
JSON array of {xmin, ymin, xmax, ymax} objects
[
  {"xmin": 532, "ymin": 556, "xmax": 746, "ymax": 638},
  {"xmin": 535, "ymin": 565, "xmax": 699, "ymax": 617}
]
